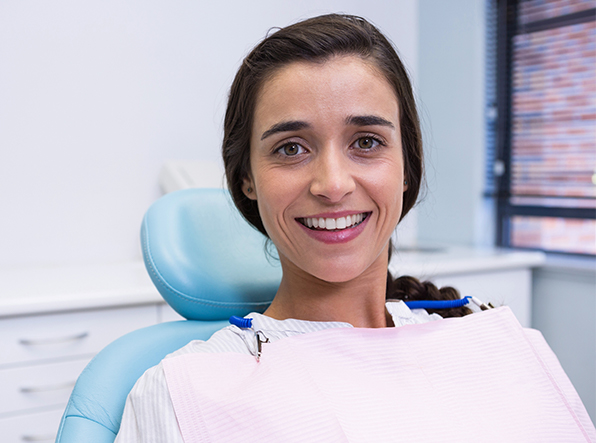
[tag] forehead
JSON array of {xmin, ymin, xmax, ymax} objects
[{"xmin": 252, "ymin": 56, "xmax": 399, "ymax": 130}]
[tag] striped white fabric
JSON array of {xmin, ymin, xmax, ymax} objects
[
  {"xmin": 163, "ymin": 308, "xmax": 596, "ymax": 442},
  {"xmin": 114, "ymin": 301, "xmax": 440, "ymax": 442}
]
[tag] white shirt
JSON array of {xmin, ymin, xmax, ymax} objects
[{"xmin": 115, "ymin": 301, "xmax": 441, "ymax": 443}]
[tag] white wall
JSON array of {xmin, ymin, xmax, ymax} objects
[
  {"xmin": 0, "ymin": 0, "xmax": 419, "ymax": 268},
  {"xmin": 416, "ymin": 0, "xmax": 488, "ymax": 247}
]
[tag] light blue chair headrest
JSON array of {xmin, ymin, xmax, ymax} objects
[{"xmin": 141, "ymin": 188, "xmax": 281, "ymax": 320}]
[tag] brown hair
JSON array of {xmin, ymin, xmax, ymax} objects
[{"xmin": 222, "ymin": 14, "xmax": 471, "ymax": 317}]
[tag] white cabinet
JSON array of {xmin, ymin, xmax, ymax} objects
[
  {"xmin": 0, "ymin": 358, "xmax": 90, "ymax": 416},
  {"xmin": 0, "ymin": 408, "xmax": 65, "ymax": 443},
  {"xmin": 0, "ymin": 306, "xmax": 158, "ymax": 367},
  {"xmin": 0, "ymin": 263, "xmax": 166, "ymax": 442},
  {"xmin": 0, "ymin": 304, "xmax": 160, "ymax": 442}
]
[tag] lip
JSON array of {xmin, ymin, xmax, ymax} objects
[{"xmin": 295, "ymin": 212, "xmax": 371, "ymax": 244}]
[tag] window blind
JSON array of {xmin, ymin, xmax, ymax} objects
[{"xmin": 495, "ymin": 0, "xmax": 596, "ymax": 255}]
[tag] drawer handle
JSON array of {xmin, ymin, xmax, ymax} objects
[
  {"xmin": 21, "ymin": 435, "xmax": 55, "ymax": 442},
  {"xmin": 20, "ymin": 380, "xmax": 76, "ymax": 393},
  {"xmin": 19, "ymin": 331, "xmax": 89, "ymax": 346}
]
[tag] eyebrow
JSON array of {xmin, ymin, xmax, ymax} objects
[
  {"xmin": 345, "ymin": 115, "xmax": 395, "ymax": 128},
  {"xmin": 260, "ymin": 114, "xmax": 395, "ymax": 141},
  {"xmin": 261, "ymin": 120, "xmax": 311, "ymax": 140}
]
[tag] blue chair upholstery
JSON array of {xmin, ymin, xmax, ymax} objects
[{"xmin": 55, "ymin": 188, "xmax": 282, "ymax": 443}]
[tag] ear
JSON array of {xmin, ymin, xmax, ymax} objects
[
  {"xmin": 242, "ymin": 176, "xmax": 257, "ymax": 200},
  {"xmin": 403, "ymin": 177, "xmax": 409, "ymax": 192}
]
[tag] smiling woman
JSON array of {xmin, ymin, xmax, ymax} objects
[
  {"xmin": 222, "ymin": 14, "xmax": 471, "ymax": 325},
  {"xmin": 244, "ymin": 56, "xmax": 406, "ymax": 322},
  {"xmin": 114, "ymin": 13, "xmax": 594, "ymax": 443}
]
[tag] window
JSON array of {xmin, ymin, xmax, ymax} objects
[{"xmin": 492, "ymin": 0, "xmax": 596, "ymax": 255}]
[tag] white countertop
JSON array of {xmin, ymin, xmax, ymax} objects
[
  {"xmin": 0, "ymin": 261, "xmax": 161, "ymax": 318},
  {"xmin": 1, "ymin": 247, "xmax": 545, "ymax": 318},
  {"xmin": 389, "ymin": 246, "xmax": 545, "ymax": 280}
]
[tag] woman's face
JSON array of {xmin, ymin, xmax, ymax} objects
[{"xmin": 245, "ymin": 56, "xmax": 407, "ymax": 283}]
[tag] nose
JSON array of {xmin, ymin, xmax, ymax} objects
[{"xmin": 309, "ymin": 147, "xmax": 356, "ymax": 203}]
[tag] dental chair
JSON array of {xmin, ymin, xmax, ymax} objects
[{"xmin": 54, "ymin": 188, "xmax": 282, "ymax": 443}]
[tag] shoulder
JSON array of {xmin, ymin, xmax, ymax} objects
[
  {"xmin": 126, "ymin": 322, "xmax": 253, "ymax": 410},
  {"xmin": 166, "ymin": 323, "xmax": 255, "ymax": 358},
  {"xmin": 117, "ymin": 361, "xmax": 182, "ymax": 442}
]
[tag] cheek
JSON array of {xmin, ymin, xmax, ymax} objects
[
  {"xmin": 253, "ymin": 168, "xmax": 300, "ymax": 232},
  {"xmin": 370, "ymin": 160, "xmax": 405, "ymax": 221},
  {"xmin": 385, "ymin": 184, "xmax": 405, "ymax": 223}
]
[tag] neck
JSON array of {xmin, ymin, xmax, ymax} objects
[{"xmin": 264, "ymin": 252, "xmax": 390, "ymax": 328}]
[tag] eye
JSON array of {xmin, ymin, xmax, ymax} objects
[
  {"xmin": 353, "ymin": 136, "xmax": 383, "ymax": 151},
  {"xmin": 358, "ymin": 137, "xmax": 375, "ymax": 149},
  {"xmin": 277, "ymin": 143, "xmax": 304, "ymax": 156}
]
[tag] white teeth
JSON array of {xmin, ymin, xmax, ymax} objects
[{"xmin": 302, "ymin": 213, "xmax": 367, "ymax": 231}]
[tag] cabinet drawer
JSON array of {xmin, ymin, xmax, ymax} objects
[
  {"xmin": 0, "ymin": 358, "xmax": 90, "ymax": 415},
  {"xmin": 0, "ymin": 407, "xmax": 63, "ymax": 443},
  {"xmin": 0, "ymin": 305, "xmax": 157, "ymax": 367}
]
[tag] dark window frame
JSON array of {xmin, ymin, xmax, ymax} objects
[{"xmin": 494, "ymin": 0, "xmax": 596, "ymax": 255}]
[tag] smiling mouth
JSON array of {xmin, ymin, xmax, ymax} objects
[{"xmin": 297, "ymin": 213, "xmax": 370, "ymax": 231}]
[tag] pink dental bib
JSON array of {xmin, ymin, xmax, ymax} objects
[{"xmin": 163, "ymin": 307, "xmax": 595, "ymax": 442}]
